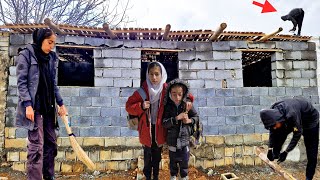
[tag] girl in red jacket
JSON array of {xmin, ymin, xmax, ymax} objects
[{"xmin": 126, "ymin": 62, "xmax": 168, "ymax": 180}]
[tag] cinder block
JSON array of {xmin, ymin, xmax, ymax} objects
[
  {"xmin": 80, "ymin": 107, "xmax": 101, "ymax": 116},
  {"xmin": 141, "ymin": 40, "xmax": 161, "ymax": 48},
  {"xmin": 260, "ymin": 96, "xmax": 277, "ymax": 105},
  {"xmin": 308, "ymin": 42, "xmax": 316, "ymax": 50},
  {"xmin": 225, "ymin": 135, "xmax": 243, "ymax": 145},
  {"xmin": 214, "ymin": 159, "xmax": 225, "ymax": 167},
  {"xmin": 301, "ymin": 51, "xmax": 317, "ymax": 60},
  {"xmin": 189, "ymin": 61, "xmax": 206, "ymax": 70},
  {"xmin": 122, "ymin": 49, "xmax": 141, "ymax": 59},
  {"xmin": 219, "ymin": 126, "xmax": 236, "ymax": 135},
  {"xmin": 293, "ymin": 61, "xmax": 309, "ymax": 69},
  {"xmin": 106, "ymin": 161, "xmax": 119, "ymax": 170},
  {"xmin": 120, "ymin": 127, "xmax": 138, "ymax": 137},
  {"xmin": 196, "ymin": 70, "xmax": 214, "ymax": 79},
  {"xmin": 207, "ymin": 97, "xmax": 225, "ymax": 107},
  {"xmin": 243, "ymin": 115, "xmax": 261, "ymax": 125},
  {"xmin": 79, "ymin": 127, "xmax": 101, "ymax": 137},
  {"xmin": 119, "ymin": 87, "xmax": 136, "ymax": 97},
  {"xmin": 179, "ymin": 71, "xmax": 197, "ymax": 79},
  {"xmin": 12, "ymin": 162, "xmax": 26, "ymax": 172},
  {"xmin": 272, "ymin": 78, "xmax": 294, "ymax": 87},
  {"xmin": 237, "ymin": 124, "xmax": 255, "ymax": 134},
  {"xmin": 276, "ymin": 61, "xmax": 293, "ymax": 69},
  {"xmin": 213, "ymin": 51, "xmax": 230, "ymax": 59},
  {"xmin": 207, "ymin": 117, "xmax": 225, "ymax": 126},
  {"xmin": 113, "ymin": 59, "xmax": 132, "ymax": 68},
  {"xmin": 94, "ymin": 59, "xmax": 113, "ymax": 67},
  {"xmin": 221, "ymin": 173, "xmax": 239, "ymax": 180},
  {"xmin": 227, "ymin": 79, "xmax": 243, "ymax": 88},
  {"xmin": 302, "ymin": 87, "xmax": 318, "ymax": 96},
  {"xmin": 301, "ymin": 70, "xmax": 316, "ymax": 78},
  {"xmin": 268, "ymin": 87, "xmax": 286, "ymax": 96},
  {"xmin": 121, "ymin": 69, "xmax": 140, "ymax": 78},
  {"xmin": 94, "ymin": 77, "xmax": 113, "ymax": 87},
  {"xmin": 95, "ymin": 68, "xmax": 103, "ymax": 77},
  {"xmin": 285, "ymin": 51, "xmax": 302, "ymax": 60},
  {"xmin": 203, "ymin": 125, "xmax": 219, "ymax": 135},
  {"xmin": 102, "ymin": 49, "xmax": 122, "ymax": 58},
  {"xmin": 197, "ymin": 88, "xmax": 215, "ymax": 98},
  {"xmin": 61, "ymin": 163, "xmax": 73, "ymax": 172},
  {"xmin": 195, "ymin": 42, "xmax": 212, "ymax": 51},
  {"xmin": 7, "ymin": 151, "xmax": 19, "ymax": 161},
  {"xmin": 100, "ymin": 87, "xmax": 120, "ymax": 97},
  {"xmin": 92, "ymin": 97, "xmax": 112, "ymax": 107},
  {"xmin": 207, "ymin": 60, "xmax": 225, "ymax": 70},
  {"xmin": 214, "ymin": 70, "xmax": 232, "ymax": 80},
  {"xmin": 104, "ymin": 39, "xmax": 123, "ymax": 47},
  {"xmin": 275, "ymin": 42, "xmax": 293, "ymax": 50},
  {"xmin": 259, "ymin": 42, "xmax": 276, "ymax": 49},
  {"xmin": 187, "ymin": 79, "xmax": 205, "ymax": 88},
  {"xmin": 285, "ymin": 87, "xmax": 303, "ymax": 96},
  {"xmin": 225, "ymin": 97, "xmax": 242, "ymax": 106},
  {"xmin": 178, "ymin": 51, "xmax": 196, "ymax": 60},
  {"xmin": 84, "ymin": 37, "xmax": 105, "ymax": 46},
  {"xmin": 230, "ymin": 51, "xmax": 242, "ymax": 60},
  {"xmin": 199, "ymin": 107, "xmax": 218, "ymax": 116},
  {"xmin": 123, "ymin": 40, "xmax": 142, "ymax": 48},
  {"xmin": 234, "ymin": 88, "xmax": 252, "ymax": 96},
  {"xmin": 247, "ymin": 43, "xmax": 259, "ymax": 49},
  {"xmin": 212, "ymin": 41, "xmax": 230, "ymax": 50},
  {"xmin": 225, "ymin": 60, "xmax": 242, "ymax": 69},
  {"xmin": 217, "ymin": 107, "xmax": 235, "ymax": 116},
  {"xmin": 71, "ymin": 97, "xmax": 91, "ymax": 106},
  {"xmin": 226, "ymin": 116, "xmax": 243, "ymax": 125},
  {"xmin": 292, "ymin": 42, "xmax": 309, "ymax": 51},
  {"xmin": 65, "ymin": 35, "xmax": 85, "ymax": 45},
  {"xmin": 196, "ymin": 51, "xmax": 213, "ymax": 60},
  {"xmin": 160, "ymin": 41, "xmax": 177, "ymax": 49},
  {"xmin": 242, "ymin": 96, "xmax": 260, "ymax": 105},
  {"xmin": 9, "ymin": 45, "xmax": 26, "ymax": 56},
  {"xmin": 8, "ymin": 76, "xmax": 17, "ymax": 86},
  {"xmin": 92, "ymin": 117, "xmax": 111, "ymax": 126},
  {"xmin": 205, "ymin": 80, "xmax": 223, "ymax": 88},
  {"xmin": 114, "ymin": 78, "xmax": 132, "ymax": 87},
  {"xmin": 310, "ymin": 79, "xmax": 317, "ymax": 87},
  {"xmin": 15, "ymin": 128, "xmax": 28, "ymax": 138},
  {"xmin": 9, "ymin": 66, "xmax": 16, "ymax": 76},
  {"xmin": 4, "ymin": 138, "xmax": 27, "ymax": 148},
  {"xmin": 94, "ymin": 49, "xmax": 102, "ymax": 58},
  {"xmin": 132, "ymin": 60, "xmax": 141, "ymax": 69},
  {"xmin": 10, "ymin": 34, "xmax": 25, "ymax": 45},
  {"xmin": 293, "ymin": 78, "xmax": 310, "ymax": 87},
  {"xmin": 216, "ymin": 88, "xmax": 234, "ymax": 97},
  {"xmin": 205, "ymin": 136, "xmax": 225, "ymax": 145},
  {"xmin": 235, "ymin": 106, "xmax": 253, "ymax": 116},
  {"xmin": 271, "ymin": 52, "xmax": 284, "ymax": 61},
  {"xmin": 230, "ymin": 41, "xmax": 247, "ymax": 49},
  {"xmin": 70, "ymin": 116, "xmax": 92, "ymax": 126},
  {"xmin": 251, "ymin": 87, "xmax": 268, "ymax": 96},
  {"xmin": 101, "ymin": 126, "xmax": 121, "ymax": 137},
  {"xmin": 103, "ymin": 69, "xmax": 122, "ymax": 77}
]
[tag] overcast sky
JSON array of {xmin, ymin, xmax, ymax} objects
[{"xmin": 126, "ymin": 0, "xmax": 320, "ymax": 36}]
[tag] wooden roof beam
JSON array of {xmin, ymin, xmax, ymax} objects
[
  {"xmin": 257, "ymin": 27, "xmax": 283, "ymax": 42},
  {"xmin": 44, "ymin": 18, "xmax": 65, "ymax": 35},
  {"xmin": 162, "ymin": 24, "xmax": 171, "ymax": 40},
  {"xmin": 209, "ymin": 23, "xmax": 227, "ymax": 41},
  {"xmin": 102, "ymin": 23, "xmax": 118, "ymax": 40}
]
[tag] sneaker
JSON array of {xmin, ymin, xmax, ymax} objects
[
  {"xmin": 170, "ymin": 176, "xmax": 177, "ymax": 180},
  {"xmin": 180, "ymin": 176, "xmax": 189, "ymax": 180}
]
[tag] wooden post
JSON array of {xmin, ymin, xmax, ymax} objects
[
  {"xmin": 44, "ymin": 18, "xmax": 65, "ymax": 35},
  {"xmin": 162, "ymin": 24, "xmax": 171, "ymax": 40},
  {"xmin": 102, "ymin": 23, "xmax": 118, "ymax": 40},
  {"xmin": 255, "ymin": 146, "xmax": 297, "ymax": 180},
  {"xmin": 257, "ymin": 27, "xmax": 283, "ymax": 42},
  {"xmin": 209, "ymin": 23, "xmax": 227, "ymax": 41}
]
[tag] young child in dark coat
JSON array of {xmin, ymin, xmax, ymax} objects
[{"xmin": 163, "ymin": 79, "xmax": 199, "ymax": 180}]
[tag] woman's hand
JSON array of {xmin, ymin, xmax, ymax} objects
[
  {"xmin": 26, "ymin": 106, "xmax": 34, "ymax": 122},
  {"xmin": 186, "ymin": 102, "xmax": 193, "ymax": 111},
  {"xmin": 58, "ymin": 105, "xmax": 68, "ymax": 116},
  {"xmin": 142, "ymin": 101, "xmax": 150, "ymax": 110}
]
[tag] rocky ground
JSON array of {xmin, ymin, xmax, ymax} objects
[{"xmin": 0, "ymin": 161, "xmax": 319, "ymax": 180}]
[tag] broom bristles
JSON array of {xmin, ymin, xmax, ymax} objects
[
  {"xmin": 61, "ymin": 115, "xmax": 95, "ymax": 170},
  {"xmin": 69, "ymin": 136, "xmax": 95, "ymax": 170}
]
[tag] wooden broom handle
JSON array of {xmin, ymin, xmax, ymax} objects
[{"xmin": 61, "ymin": 115, "xmax": 73, "ymax": 135}]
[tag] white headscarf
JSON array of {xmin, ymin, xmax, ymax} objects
[{"xmin": 146, "ymin": 62, "xmax": 167, "ymax": 104}]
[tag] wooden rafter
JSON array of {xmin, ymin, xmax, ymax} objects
[
  {"xmin": 44, "ymin": 18, "xmax": 65, "ymax": 35},
  {"xmin": 209, "ymin": 23, "xmax": 227, "ymax": 41},
  {"xmin": 257, "ymin": 27, "xmax": 283, "ymax": 42},
  {"xmin": 102, "ymin": 23, "xmax": 118, "ymax": 39}
]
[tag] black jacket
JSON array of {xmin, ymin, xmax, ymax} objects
[
  {"xmin": 260, "ymin": 97, "xmax": 319, "ymax": 152},
  {"xmin": 162, "ymin": 79, "xmax": 199, "ymax": 149}
]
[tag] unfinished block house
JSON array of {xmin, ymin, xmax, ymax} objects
[{"xmin": 0, "ymin": 21, "xmax": 319, "ymax": 172}]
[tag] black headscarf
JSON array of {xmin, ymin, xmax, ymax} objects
[{"xmin": 32, "ymin": 28, "xmax": 55, "ymax": 114}]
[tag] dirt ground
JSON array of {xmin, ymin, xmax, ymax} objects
[{"xmin": 0, "ymin": 161, "xmax": 319, "ymax": 180}]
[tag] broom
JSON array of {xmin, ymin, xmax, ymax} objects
[{"xmin": 61, "ymin": 115, "xmax": 96, "ymax": 170}]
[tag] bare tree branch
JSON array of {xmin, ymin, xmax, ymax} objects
[{"xmin": 0, "ymin": 0, "xmax": 134, "ymax": 27}]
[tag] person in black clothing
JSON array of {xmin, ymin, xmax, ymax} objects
[
  {"xmin": 163, "ymin": 79, "xmax": 199, "ymax": 180},
  {"xmin": 260, "ymin": 97, "xmax": 319, "ymax": 180},
  {"xmin": 281, "ymin": 8, "xmax": 304, "ymax": 36}
]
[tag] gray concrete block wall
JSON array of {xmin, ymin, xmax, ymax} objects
[{"xmin": 4, "ymin": 35, "xmax": 320, "ymax": 140}]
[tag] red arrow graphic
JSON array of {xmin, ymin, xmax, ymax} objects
[{"xmin": 253, "ymin": 0, "xmax": 277, "ymax": 13}]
